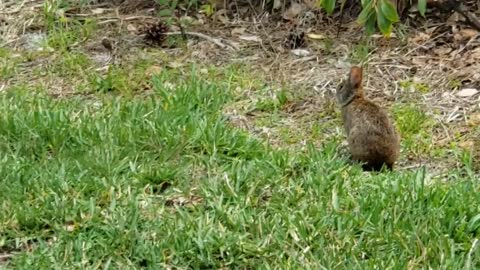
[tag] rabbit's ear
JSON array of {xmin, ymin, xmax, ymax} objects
[{"xmin": 349, "ymin": 66, "xmax": 363, "ymax": 89}]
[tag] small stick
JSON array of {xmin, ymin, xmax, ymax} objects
[
  {"xmin": 452, "ymin": 3, "xmax": 480, "ymax": 31},
  {"xmin": 439, "ymin": 0, "xmax": 480, "ymax": 31},
  {"xmin": 165, "ymin": 31, "xmax": 235, "ymax": 50}
]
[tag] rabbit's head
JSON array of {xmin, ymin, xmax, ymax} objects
[{"xmin": 336, "ymin": 66, "xmax": 364, "ymax": 107}]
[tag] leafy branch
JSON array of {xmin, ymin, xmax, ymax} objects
[{"xmin": 319, "ymin": 0, "xmax": 428, "ymax": 36}]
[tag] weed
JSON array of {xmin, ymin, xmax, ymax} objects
[
  {"xmin": 255, "ymin": 89, "xmax": 289, "ymax": 112},
  {"xmin": 399, "ymin": 79, "xmax": 430, "ymax": 93},
  {"xmin": 447, "ymin": 78, "xmax": 462, "ymax": 90},
  {"xmin": 51, "ymin": 51, "xmax": 91, "ymax": 77},
  {"xmin": 350, "ymin": 40, "xmax": 373, "ymax": 63},
  {"xmin": 0, "ymin": 52, "xmax": 17, "ymax": 80},
  {"xmin": 42, "ymin": 1, "xmax": 97, "ymax": 51},
  {"xmin": 392, "ymin": 103, "xmax": 436, "ymax": 156}
]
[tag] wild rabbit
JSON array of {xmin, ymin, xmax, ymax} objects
[{"xmin": 336, "ymin": 66, "xmax": 400, "ymax": 171}]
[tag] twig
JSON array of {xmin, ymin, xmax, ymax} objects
[
  {"xmin": 165, "ymin": 31, "xmax": 235, "ymax": 50},
  {"xmin": 0, "ymin": 252, "xmax": 16, "ymax": 262},
  {"xmin": 440, "ymin": 0, "xmax": 480, "ymax": 31},
  {"xmin": 452, "ymin": 2, "xmax": 480, "ymax": 32},
  {"xmin": 0, "ymin": 0, "xmax": 26, "ymax": 14}
]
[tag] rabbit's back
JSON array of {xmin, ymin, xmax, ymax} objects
[{"xmin": 342, "ymin": 99, "xmax": 400, "ymax": 170}]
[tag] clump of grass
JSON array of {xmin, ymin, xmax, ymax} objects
[
  {"xmin": 51, "ymin": 51, "xmax": 92, "ymax": 76},
  {"xmin": 0, "ymin": 48, "xmax": 20, "ymax": 80},
  {"xmin": 350, "ymin": 39, "xmax": 374, "ymax": 63},
  {"xmin": 392, "ymin": 103, "xmax": 437, "ymax": 157},
  {"xmin": 393, "ymin": 103, "xmax": 428, "ymax": 136},
  {"xmin": 254, "ymin": 89, "xmax": 289, "ymax": 112},
  {"xmin": 41, "ymin": 0, "xmax": 97, "ymax": 51},
  {"xmin": 399, "ymin": 79, "xmax": 431, "ymax": 93}
]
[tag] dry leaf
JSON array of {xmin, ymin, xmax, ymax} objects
[
  {"xmin": 457, "ymin": 88, "xmax": 479, "ymax": 97},
  {"xmin": 126, "ymin": 24, "xmax": 137, "ymax": 33},
  {"xmin": 64, "ymin": 221, "xmax": 75, "ymax": 232},
  {"xmin": 212, "ymin": 9, "xmax": 228, "ymax": 24},
  {"xmin": 467, "ymin": 114, "xmax": 480, "ymax": 126},
  {"xmin": 273, "ymin": 0, "xmax": 282, "ymax": 9},
  {"xmin": 433, "ymin": 47, "xmax": 452, "ymax": 56},
  {"xmin": 470, "ymin": 47, "xmax": 480, "ymax": 60},
  {"xmin": 409, "ymin": 32, "xmax": 430, "ymax": 44},
  {"xmin": 290, "ymin": 49, "xmax": 310, "ymax": 57},
  {"xmin": 91, "ymin": 8, "xmax": 105, "ymax": 14},
  {"xmin": 167, "ymin": 62, "xmax": 184, "ymax": 69},
  {"xmin": 282, "ymin": 2, "xmax": 306, "ymax": 21},
  {"xmin": 454, "ymin": 29, "xmax": 479, "ymax": 41},
  {"xmin": 231, "ymin": 27, "xmax": 246, "ymax": 35},
  {"xmin": 458, "ymin": 140, "xmax": 474, "ymax": 150},
  {"xmin": 447, "ymin": 12, "xmax": 464, "ymax": 25},
  {"xmin": 306, "ymin": 33, "xmax": 325, "ymax": 40},
  {"xmin": 239, "ymin": 35, "xmax": 262, "ymax": 42},
  {"xmin": 145, "ymin": 65, "xmax": 162, "ymax": 77}
]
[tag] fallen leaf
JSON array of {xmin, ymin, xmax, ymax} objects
[
  {"xmin": 454, "ymin": 29, "xmax": 479, "ymax": 41},
  {"xmin": 470, "ymin": 47, "xmax": 480, "ymax": 60},
  {"xmin": 306, "ymin": 33, "xmax": 325, "ymax": 40},
  {"xmin": 64, "ymin": 221, "xmax": 75, "ymax": 232},
  {"xmin": 458, "ymin": 140, "xmax": 474, "ymax": 150},
  {"xmin": 145, "ymin": 65, "xmax": 162, "ymax": 76},
  {"xmin": 239, "ymin": 35, "xmax": 262, "ymax": 42},
  {"xmin": 409, "ymin": 32, "xmax": 430, "ymax": 44},
  {"xmin": 467, "ymin": 114, "xmax": 480, "ymax": 126},
  {"xmin": 167, "ymin": 62, "xmax": 184, "ymax": 69},
  {"xmin": 126, "ymin": 24, "xmax": 137, "ymax": 33},
  {"xmin": 231, "ymin": 27, "xmax": 246, "ymax": 35},
  {"xmin": 447, "ymin": 12, "xmax": 464, "ymax": 25},
  {"xmin": 91, "ymin": 8, "xmax": 105, "ymax": 14},
  {"xmin": 456, "ymin": 88, "xmax": 479, "ymax": 97},
  {"xmin": 282, "ymin": 2, "xmax": 306, "ymax": 21},
  {"xmin": 273, "ymin": 0, "xmax": 282, "ymax": 9},
  {"xmin": 212, "ymin": 9, "xmax": 228, "ymax": 24},
  {"xmin": 290, "ymin": 49, "xmax": 310, "ymax": 57},
  {"xmin": 433, "ymin": 47, "xmax": 452, "ymax": 56}
]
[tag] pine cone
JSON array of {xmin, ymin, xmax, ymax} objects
[
  {"xmin": 144, "ymin": 21, "xmax": 169, "ymax": 46},
  {"xmin": 284, "ymin": 31, "xmax": 305, "ymax": 49}
]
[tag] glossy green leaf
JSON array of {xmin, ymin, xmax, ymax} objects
[
  {"xmin": 357, "ymin": 0, "xmax": 374, "ymax": 25},
  {"xmin": 322, "ymin": 0, "xmax": 337, "ymax": 14},
  {"xmin": 158, "ymin": 9, "xmax": 172, "ymax": 17},
  {"xmin": 365, "ymin": 12, "xmax": 376, "ymax": 35},
  {"xmin": 380, "ymin": 0, "xmax": 399, "ymax": 22},
  {"xmin": 418, "ymin": 0, "xmax": 427, "ymax": 17},
  {"xmin": 361, "ymin": 0, "xmax": 371, "ymax": 8},
  {"xmin": 376, "ymin": 6, "xmax": 392, "ymax": 36}
]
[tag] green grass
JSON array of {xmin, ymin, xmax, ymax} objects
[
  {"xmin": 1, "ymin": 1, "xmax": 479, "ymax": 268},
  {"xmin": 0, "ymin": 48, "xmax": 20, "ymax": 81},
  {"xmin": 392, "ymin": 103, "xmax": 438, "ymax": 158},
  {"xmin": 0, "ymin": 72, "xmax": 479, "ymax": 269},
  {"xmin": 399, "ymin": 79, "xmax": 431, "ymax": 93}
]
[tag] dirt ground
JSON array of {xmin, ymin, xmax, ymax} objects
[{"xmin": 1, "ymin": 0, "xmax": 479, "ymax": 177}]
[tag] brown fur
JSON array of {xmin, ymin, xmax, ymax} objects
[{"xmin": 336, "ymin": 66, "xmax": 400, "ymax": 171}]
